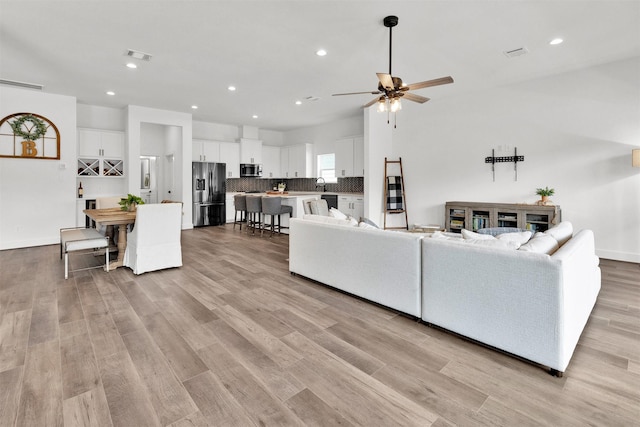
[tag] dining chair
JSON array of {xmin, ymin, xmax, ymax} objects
[
  {"xmin": 96, "ymin": 196, "xmax": 123, "ymax": 244},
  {"xmin": 123, "ymin": 203, "xmax": 182, "ymax": 274}
]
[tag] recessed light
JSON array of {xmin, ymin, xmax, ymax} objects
[
  {"xmin": 191, "ymin": 105, "xmax": 198, "ymax": 109},
  {"xmin": 252, "ymin": 115, "xmax": 258, "ymax": 119},
  {"xmin": 126, "ymin": 62, "xmax": 137, "ymax": 69},
  {"xmin": 295, "ymin": 100, "xmax": 302, "ymax": 105},
  {"xmin": 106, "ymin": 91, "xmax": 115, "ymax": 96},
  {"xmin": 228, "ymin": 86, "xmax": 236, "ymax": 91},
  {"xmin": 549, "ymin": 38, "xmax": 563, "ymax": 45},
  {"xmin": 316, "ymin": 49, "xmax": 327, "ymax": 57}
]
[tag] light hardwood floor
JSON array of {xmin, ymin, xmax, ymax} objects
[{"xmin": 0, "ymin": 225, "xmax": 638, "ymax": 426}]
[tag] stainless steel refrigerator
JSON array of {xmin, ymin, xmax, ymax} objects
[{"xmin": 192, "ymin": 162, "xmax": 226, "ymax": 227}]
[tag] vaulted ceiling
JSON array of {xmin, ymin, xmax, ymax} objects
[{"xmin": 1, "ymin": 1, "xmax": 638, "ymax": 131}]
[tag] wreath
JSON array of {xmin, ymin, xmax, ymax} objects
[{"xmin": 9, "ymin": 114, "xmax": 48, "ymax": 141}]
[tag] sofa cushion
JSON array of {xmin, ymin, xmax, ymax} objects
[
  {"xmin": 544, "ymin": 221, "xmax": 573, "ymax": 246},
  {"xmin": 310, "ymin": 199, "xmax": 330, "ymax": 216},
  {"xmin": 518, "ymin": 233, "xmax": 559, "ymax": 254}
]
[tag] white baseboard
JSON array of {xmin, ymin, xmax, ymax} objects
[{"xmin": 596, "ymin": 249, "xmax": 640, "ymax": 264}]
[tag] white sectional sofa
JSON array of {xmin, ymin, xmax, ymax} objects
[
  {"xmin": 421, "ymin": 228, "xmax": 601, "ymax": 374},
  {"xmin": 288, "ymin": 215, "xmax": 601, "ymax": 375},
  {"xmin": 289, "ymin": 216, "xmax": 423, "ymax": 317}
]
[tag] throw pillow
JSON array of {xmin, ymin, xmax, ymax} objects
[
  {"xmin": 496, "ymin": 231, "xmax": 533, "ymax": 245},
  {"xmin": 461, "ymin": 229, "xmax": 495, "ymax": 240},
  {"xmin": 362, "ymin": 217, "xmax": 380, "ymax": 229},
  {"xmin": 544, "ymin": 221, "xmax": 573, "ymax": 246},
  {"xmin": 358, "ymin": 221, "xmax": 379, "ymax": 230},
  {"xmin": 518, "ymin": 233, "xmax": 559, "ymax": 254},
  {"xmin": 329, "ymin": 208, "xmax": 348, "ymax": 220},
  {"xmin": 463, "ymin": 239, "xmax": 520, "ymax": 250},
  {"xmin": 348, "ymin": 217, "xmax": 359, "ymax": 227}
]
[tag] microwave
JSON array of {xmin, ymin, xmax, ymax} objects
[{"xmin": 240, "ymin": 163, "xmax": 262, "ymax": 177}]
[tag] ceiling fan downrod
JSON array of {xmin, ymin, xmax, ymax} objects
[{"xmin": 383, "ymin": 16, "xmax": 398, "ymax": 77}]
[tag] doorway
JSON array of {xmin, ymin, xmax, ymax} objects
[
  {"xmin": 140, "ymin": 155, "xmax": 158, "ymax": 204},
  {"xmin": 163, "ymin": 153, "xmax": 176, "ymax": 202}
]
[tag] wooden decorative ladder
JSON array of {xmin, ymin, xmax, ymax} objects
[{"xmin": 383, "ymin": 157, "xmax": 408, "ymax": 230}]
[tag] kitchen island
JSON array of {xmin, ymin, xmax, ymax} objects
[{"xmin": 226, "ymin": 192, "xmax": 364, "ymax": 233}]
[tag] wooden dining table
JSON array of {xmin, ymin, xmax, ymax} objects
[{"xmin": 83, "ymin": 208, "xmax": 136, "ymax": 271}]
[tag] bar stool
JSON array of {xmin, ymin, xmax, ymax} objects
[
  {"xmin": 245, "ymin": 196, "xmax": 263, "ymax": 234},
  {"xmin": 261, "ymin": 196, "xmax": 293, "ymax": 236},
  {"xmin": 233, "ymin": 194, "xmax": 247, "ymax": 230}
]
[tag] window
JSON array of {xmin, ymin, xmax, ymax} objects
[{"xmin": 317, "ymin": 153, "xmax": 337, "ymax": 183}]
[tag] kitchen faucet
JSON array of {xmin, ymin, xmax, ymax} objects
[{"xmin": 315, "ymin": 177, "xmax": 326, "ymax": 192}]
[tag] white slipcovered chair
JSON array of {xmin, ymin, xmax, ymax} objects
[
  {"xmin": 96, "ymin": 196, "xmax": 123, "ymax": 243},
  {"xmin": 123, "ymin": 203, "xmax": 182, "ymax": 274}
]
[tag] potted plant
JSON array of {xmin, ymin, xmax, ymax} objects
[
  {"xmin": 535, "ymin": 186, "xmax": 555, "ymax": 204},
  {"xmin": 119, "ymin": 194, "xmax": 145, "ymax": 212}
]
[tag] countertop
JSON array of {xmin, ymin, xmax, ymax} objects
[{"xmin": 226, "ymin": 191, "xmax": 363, "ymax": 197}]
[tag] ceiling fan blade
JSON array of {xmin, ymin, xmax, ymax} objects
[
  {"xmin": 363, "ymin": 97, "xmax": 382, "ymax": 108},
  {"xmin": 377, "ymin": 73, "xmax": 395, "ymax": 90},
  {"xmin": 406, "ymin": 76, "xmax": 454, "ymax": 90},
  {"xmin": 332, "ymin": 91, "xmax": 381, "ymax": 96},
  {"xmin": 403, "ymin": 92, "xmax": 430, "ymax": 104}
]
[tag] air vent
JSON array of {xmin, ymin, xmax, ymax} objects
[
  {"xmin": 503, "ymin": 47, "xmax": 529, "ymax": 58},
  {"xmin": 0, "ymin": 79, "xmax": 44, "ymax": 90},
  {"xmin": 126, "ymin": 49, "xmax": 152, "ymax": 61}
]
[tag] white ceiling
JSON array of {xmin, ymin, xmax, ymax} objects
[{"xmin": 1, "ymin": 1, "xmax": 639, "ymax": 132}]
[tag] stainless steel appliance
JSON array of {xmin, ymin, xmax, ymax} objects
[
  {"xmin": 321, "ymin": 194, "xmax": 338, "ymax": 210},
  {"xmin": 192, "ymin": 162, "xmax": 226, "ymax": 227},
  {"xmin": 240, "ymin": 163, "xmax": 262, "ymax": 177}
]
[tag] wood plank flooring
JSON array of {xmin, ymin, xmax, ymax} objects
[{"xmin": 0, "ymin": 226, "xmax": 638, "ymax": 426}]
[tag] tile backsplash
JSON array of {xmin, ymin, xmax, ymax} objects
[{"xmin": 226, "ymin": 177, "xmax": 363, "ymax": 193}]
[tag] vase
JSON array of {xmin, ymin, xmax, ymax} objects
[
  {"xmin": 127, "ymin": 202, "xmax": 137, "ymax": 212},
  {"xmin": 541, "ymin": 195, "xmax": 549, "ymax": 203}
]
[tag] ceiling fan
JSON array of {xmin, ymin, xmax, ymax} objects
[{"xmin": 333, "ymin": 15, "xmax": 453, "ymax": 118}]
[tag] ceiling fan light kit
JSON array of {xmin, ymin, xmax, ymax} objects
[{"xmin": 332, "ymin": 15, "xmax": 454, "ymax": 127}]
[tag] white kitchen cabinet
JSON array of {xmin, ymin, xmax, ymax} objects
[
  {"xmin": 338, "ymin": 195, "xmax": 364, "ymax": 220},
  {"xmin": 78, "ymin": 128, "xmax": 124, "ymax": 158},
  {"xmin": 219, "ymin": 142, "xmax": 240, "ymax": 178},
  {"xmin": 262, "ymin": 145, "xmax": 281, "ymax": 178},
  {"xmin": 77, "ymin": 129, "xmax": 125, "ymax": 177},
  {"xmin": 192, "ymin": 139, "xmax": 220, "ymax": 162},
  {"xmin": 281, "ymin": 144, "xmax": 313, "ymax": 178},
  {"xmin": 239, "ymin": 138, "xmax": 262, "ymax": 164},
  {"xmin": 335, "ymin": 136, "xmax": 364, "ymax": 177},
  {"xmin": 225, "ymin": 193, "xmax": 236, "ymax": 223}
]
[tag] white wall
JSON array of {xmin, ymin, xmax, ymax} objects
[
  {"xmin": 0, "ymin": 87, "xmax": 77, "ymax": 249},
  {"xmin": 126, "ymin": 106, "xmax": 193, "ymax": 228},
  {"xmin": 77, "ymin": 104, "xmax": 125, "ymax": 130},
  {"xmin": 390, "ymin": 57, "xmax": 640, "ymax": 262},
  {"xmin": 283, "ymin": 114, "xmax": 364, "ymax": 176},
  {"xmin": 192, "ymin": 120, "xmax": 238, "ymax": 142}
]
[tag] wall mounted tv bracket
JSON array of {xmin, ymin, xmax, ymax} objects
[{"xmin": 485, "ymin": 147, "xmax": 524, "ymax": 181}]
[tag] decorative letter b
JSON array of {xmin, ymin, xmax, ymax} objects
[{"xmin": 21, "ymin": 141, "xmax": 38, "ymax": 157}]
